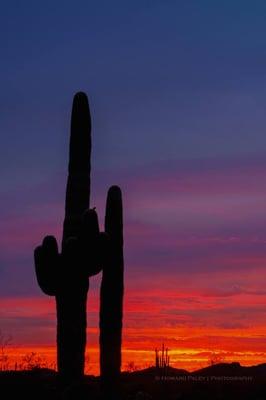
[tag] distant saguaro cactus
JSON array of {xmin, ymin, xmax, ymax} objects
[
  {"xmin": 34, "ymin": 92, "xmax": 108, "ymax": 380},
  {"xmin": 100, "ymin": 185, "xmax": 124, "ymax": 387},
  {"xmin": 155, "ymin": 343, "xmax": 170, "ymax": 377}
]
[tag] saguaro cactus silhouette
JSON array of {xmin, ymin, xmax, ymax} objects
[
  {"xmin": 34, "ymin": 92, "xmax": 106, "ymax": 379},
  {"xmin": 100, "ymin": 185, "xmax": 124, "ymax": 386}
]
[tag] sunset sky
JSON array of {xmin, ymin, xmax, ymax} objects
[{"xmin": 1, "ymin": 1, "xmax": 266, "ymax": 374}]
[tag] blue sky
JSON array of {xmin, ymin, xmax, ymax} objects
[{"xmin": 2, "ymin": 1, "xmax": 266, "ymax": 180}]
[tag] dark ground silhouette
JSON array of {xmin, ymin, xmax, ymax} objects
[{"xmin": 0, "ymin": 363, "xmax": 266, "ymax": 399}]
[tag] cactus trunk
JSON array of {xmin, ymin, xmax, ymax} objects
[
  {"xmin": 56, "ymin": 288, "xmax": 88, "ymax": 379},
  {"xmin": 56, "ymin": 92, "xmax": 91, "ymax": 379},
  {"xmin": 62, "ymin": 92, "xmax": 91, "ymax": 246},
  {"xmin": 100, "ymin": 186, "xmax": 124, "ymax": 387}
]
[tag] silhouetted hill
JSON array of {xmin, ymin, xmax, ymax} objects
[
  {"xmin": 123, "ymin": 361, "xmax": 266, "ymax": 378},
  {"xmin": 122, "ymin": 366, "xmax": 188, "ymax": 377},
  {"xmin": 192, "ymin": 361, "xmax": 266, "ymax": 376}
]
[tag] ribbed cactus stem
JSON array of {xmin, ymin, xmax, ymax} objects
[
  {"xmin": 57, "ymin": 92, "xmax": 91, "ymax": 379},
  {"xmin": 62, "ymin": 92, "xmax": 91, "ymax": 247},
  {"xmin": 100, "ymin": 185, "xmax": 124, "ymax": 386}
]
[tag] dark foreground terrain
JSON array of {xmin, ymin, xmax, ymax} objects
[{"xmin": 0, "ymin": 363, "xmax": 266, "ymax": 399}]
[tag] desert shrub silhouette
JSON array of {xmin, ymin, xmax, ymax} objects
[{"xmin": 34, "ymin": 92, "xmax": 124, "ymax": 385}]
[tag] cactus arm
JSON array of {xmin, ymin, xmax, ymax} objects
[
  {"xmin": 79, "ymin": 208, "xmax": 104, "ymax": 276},
  {"xmin": 34, "ymin": 236, "xmax": 59, "ymax": 296}
]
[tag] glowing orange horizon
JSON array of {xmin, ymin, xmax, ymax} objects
[
  {"xmin": 2, "ymin": 263, "xmax": 266, "ymax": 376},
  {"xmin": 4, "ymin": 343, "xmax": 266, "ymax": 376}
]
